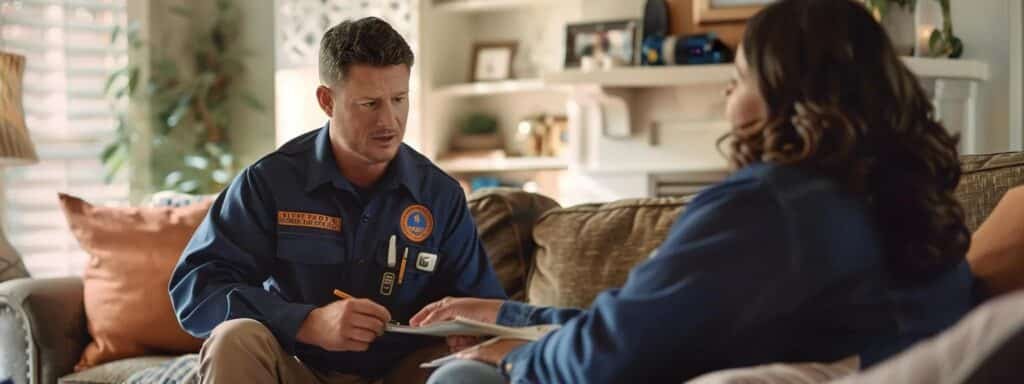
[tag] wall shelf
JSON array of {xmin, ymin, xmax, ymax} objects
[
  {"xmin": 437, "ymin": 156, "xmax": 568, "ymax": 173},
  {"xmin": 434, "ymin": 79, "xmax": 569, "ymax": 98},
  {"xmin": 432, "ymin": 0, "xmax": 562, "ymax": 13},
  {"xmin": 543, "ymin": 58, "xmax": 990, "ymax": 88}
]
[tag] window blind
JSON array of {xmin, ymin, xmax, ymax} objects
[{"xmin": 1, "ymin": 0, "xmax": 128, "ymax": 277}]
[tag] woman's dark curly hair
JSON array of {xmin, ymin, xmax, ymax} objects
[{"xmin": 729, "ymin": 0, "xmax": 969, "ymax": 281}]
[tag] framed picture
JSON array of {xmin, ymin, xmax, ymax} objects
[
  {"xmin": 565, "ymin": 20, "xmax": 639, "ymax": 68},
  {"xmin": 471, "ymin": 41, "xmax": 517, "ymax": 82},
  {"xmin": 693, "ymin": 0, "xmax": 776, "ymax": 25}
]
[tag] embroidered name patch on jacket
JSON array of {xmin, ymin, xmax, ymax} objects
[{"xmin": 277, "ymin": 211, "xmax": 342, "ymax": 232}]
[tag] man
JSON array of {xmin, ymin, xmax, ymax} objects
[{"xmin": 169, "ymin": 17, "xmax": 506, "ymax": 384}]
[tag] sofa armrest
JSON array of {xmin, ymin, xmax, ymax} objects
[{"xmin": 0, "ymin": 277, "xmax": 88, "ymax": 384}]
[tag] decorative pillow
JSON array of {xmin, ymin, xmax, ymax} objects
[
  {"xmin": 58, "ymin": 193, "xmax": 212, "ymax": 371},
  {"xmin": 527, "ymin": 196, "xmax": 689, "ymax": 308},
  {"xmin": 967, "ymin": 186, "xmax": 1024, "ymax": 296},
  {"xmin": 467, "ymin": 188, "xmax": 559, "ymax": 301},
  {"xmin": 147, "ymin": 190, "xmax": 216, "ymax": 208}
]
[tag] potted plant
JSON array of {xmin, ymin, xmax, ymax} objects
[
  {"xmin": 451, "ymin": 113, "xmax": 502, "ymax": 152},
  {"xmin": 102, "ymin": 0, "xmax": 265, "ymax": 195},
  {"xmin": 862, "ymin": 0, "xmax": 962, "ymax": 58}
]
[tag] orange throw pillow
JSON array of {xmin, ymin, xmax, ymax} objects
[
  {"xmin": 968, "ymin": 186, "xmax": 1024, "ymax": 297},
  {"xmin": 58, "ymin": 193, "xmax": 212, "ymax": 371}
]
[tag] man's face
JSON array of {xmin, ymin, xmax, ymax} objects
[{"xmin": 317, "ymin": 64, "xmax": 410, "ymax": 166}]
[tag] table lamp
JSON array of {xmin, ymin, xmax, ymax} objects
[{"xmin": 0, "ymin": 51, "xmax": 38, "ymax": 281}]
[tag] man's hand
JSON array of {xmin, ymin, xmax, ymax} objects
[
  {"xmin": 409, "ymin": 297, "xmax": 504, "ymax": 327},
  {"xmin": 296, "ymin": 298, "xmax": 391, "ymax": 352},
  {"xmin": 410, "ymin": 297, "xmax": 505, "ymax": 352}
]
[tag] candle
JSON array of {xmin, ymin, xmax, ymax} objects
[{"xmin": 917, "ymin": 24, "xmax": 934, "ymax": 56}]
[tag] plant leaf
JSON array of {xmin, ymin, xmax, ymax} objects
[
  {"xmin": 104, "ymin": 67, "xmax": 128, "ymax": 95},
  {"xmin": 166, "ymin": 93, "xmax": 193, "ymax": 128},
  {"xmin": 219, "ymin": 153, "xmax": 233, "ymax": 168},
  {"xmin": 212, "ymin": 169, "xmax": 231, "ymax": 184},
  {"xmin": 110, "ymin": 25, "xmax": 121, "ymax": 44},
  {"xmin": 184, "ymin": 155, "xmax": 210, "ymax": 170},
  {"xmin": 240, "ymin": 92, "xmax": 266, "ymax": 111},
  {"xmin": 101, "ymin": 144, "xmax": 128, "ymax": 183},
  {"xmin": 163, "ymin": 171, "xmax": 184, "ymax": 188},
  {"xmin": 177, "ymin": 180, "xmax": 200, "ymax": 193}
]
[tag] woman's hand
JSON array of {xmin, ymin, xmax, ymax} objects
[
  {"xmin": 456, "ymin": 339, "xmax": 529, "ymax": 365},
  {"xmin": 410, "ymin": 297, "xmax": 505, "ymax": 326}
]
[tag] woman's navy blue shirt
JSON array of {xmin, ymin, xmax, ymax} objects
[{"xmin": 497, "ymin": 163, "xmax": 974, "ymax": 383}]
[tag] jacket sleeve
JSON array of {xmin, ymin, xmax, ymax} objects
[
  {"xmin": 499, "ymin": 178, "xmax": 811, "ymax": 383},
  {"xmin": 433, "ymin": 191, "xmax": 508, "ymax": 300},
  {"xmin": 496, "ymin": 301, "xmax": 585, "ymax": 326},
  {"xmin": 169, "ymin": 166, "xmax": 316, "ymax": 353}
]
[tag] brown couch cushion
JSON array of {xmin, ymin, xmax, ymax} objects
[
  {"xmin": 468, "ymin": 188, "xmax": 559, "ymax": 300},
  {"xmin": 527, "ymin": 196, "xmax": 690, "ymax": 308},
  {"xmin": 967, "ymin": 186, "xmax": 1024, "ymax": 296},
  {"xmin": 58, "ymin": 193, "xmax": 211, "ymax": 371},
  {"xmin": 957, "ymin": 152, "xmax": 1024, "ymax": 232}
]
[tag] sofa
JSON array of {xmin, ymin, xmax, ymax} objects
[{"xmin": 2, "ymin": 151, "xmax": 1024, "ymax": 384}]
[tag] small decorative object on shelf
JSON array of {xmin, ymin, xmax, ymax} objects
[
  {"xmin": 641, "ymin": 33, "xmax": 732, "ymax": 66},
  {"xmin": 451, "ymin": 113, "xmax": 502, "ymax": 151},
  {"xmin": 513, "ymin": 114, "xmax": 568, "ymax": 157},
  {"xmin": 565, "ymin": 20, "xmax": 639, "ymax": 71},
  {"xmin": 915, "ymin": 0, "xmax": 962, "ymax": 58},
  {"xmin": 471, "ymin": 41, "xmax": 518, "ymax": 81}
]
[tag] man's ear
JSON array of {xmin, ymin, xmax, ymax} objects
[{"xmin": 316, "ymin": 85, "xmax": 334, "ymax": 117}]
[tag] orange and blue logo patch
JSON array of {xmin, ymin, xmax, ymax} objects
[{"xmin": 400, "ymin": 204, "xmax": 433, "ymax": 243}]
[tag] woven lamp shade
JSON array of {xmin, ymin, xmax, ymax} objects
[{"xmin": 0, "ymin": 51, "xmax": 38, "ymax": 166}]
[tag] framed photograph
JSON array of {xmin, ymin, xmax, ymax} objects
[
  {"xmin": 693, "ymin": 0, "xmax": 776, "ymax": 25},
  {"xmin": 471, "ymin": 41, "xmax": 517, "ymax": 82},
  {"xmin": 565, "ymin": 20, "xmax": 639, "ymax": 68}
]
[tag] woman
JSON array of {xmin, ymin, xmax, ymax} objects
[{"xmin": 415, "ymin": 0, "xmax": 974, "ymax": 382}]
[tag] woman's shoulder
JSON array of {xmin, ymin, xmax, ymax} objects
[{"xmin": 697, "ymin": 163, "xmax": 840, "ymax": 206}]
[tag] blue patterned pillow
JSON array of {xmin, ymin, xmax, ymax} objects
[{"xmin": 148, "ymin": 191, "xmax": 215, "ymax": 208}]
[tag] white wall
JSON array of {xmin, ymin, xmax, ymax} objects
[
  {"xmin": 952, "ymin": 0, "xmax": 1016, "ymax": 152},
  {"xmin": 230, "ymin": 0, "xmax": 277, "ymax": 166}
]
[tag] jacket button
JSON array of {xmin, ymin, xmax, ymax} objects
[
  {"xmin": 504, "ymin": 362, "xmax": 513, "ymax": 373},
  {"xmin": 361, "ymin": 215, "xmax": 370, "ymax": 223}
]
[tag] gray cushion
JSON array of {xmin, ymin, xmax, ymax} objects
[
  {"xmin": 124, "ymin": 354, "xmax": 198, "ymax": 384},
  {"xmin": 59, "ymin": 356, "xmax": 177, "ymax": 384}
]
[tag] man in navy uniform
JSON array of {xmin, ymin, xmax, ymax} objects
[{"xmin": 169, "ymin": 17, "xmax": 506, "ymax": 384}]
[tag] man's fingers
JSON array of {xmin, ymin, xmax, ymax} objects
[
  {"xmin": 350, "ymin": 299, "xmax": 392, "ymax": 323},
  {"xmin": 345, "ymin": 327, "xmax": 377, "ymax": 344},
  {"xmin": 349, "ymin": 313, "xmax": 386, "ymax": 334}
]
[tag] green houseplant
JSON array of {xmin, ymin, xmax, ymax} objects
[
  {"xmin": 103, "ymin": 0, "xmax": 264, "ymax": 194},
  {"xmin": 862, "ymin": 0, "xmax": 961, "ymax": 58}
]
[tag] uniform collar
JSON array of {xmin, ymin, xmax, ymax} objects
[{"xmin": 304, "ymin": 123, "xmax": 423, "ymax": 202}]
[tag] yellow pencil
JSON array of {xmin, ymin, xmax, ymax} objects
[
  {"xmin": 398, "ymin": 248, "xmax": 409, "ymax": 284},
  {"xmin": 333, "ymin": 288, "xmax": 354, "ymax": 300}
]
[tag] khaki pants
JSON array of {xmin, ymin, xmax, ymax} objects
[{"xmin": 199, "ymin": 318, "xmax": 446, "ymax": 384}]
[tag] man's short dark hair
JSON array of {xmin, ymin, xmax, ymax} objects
[{"xmin": 318, "ymin": 17, "xmax": 414, "ymax": 86}]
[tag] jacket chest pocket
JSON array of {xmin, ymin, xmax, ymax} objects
[
  {"xmin": 274, "ymin": 232, "xmax": 347, "ymax": 300},
  {"xmin": 372, "ymin": 241, "xmax": 440, "ymax": 318}
]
